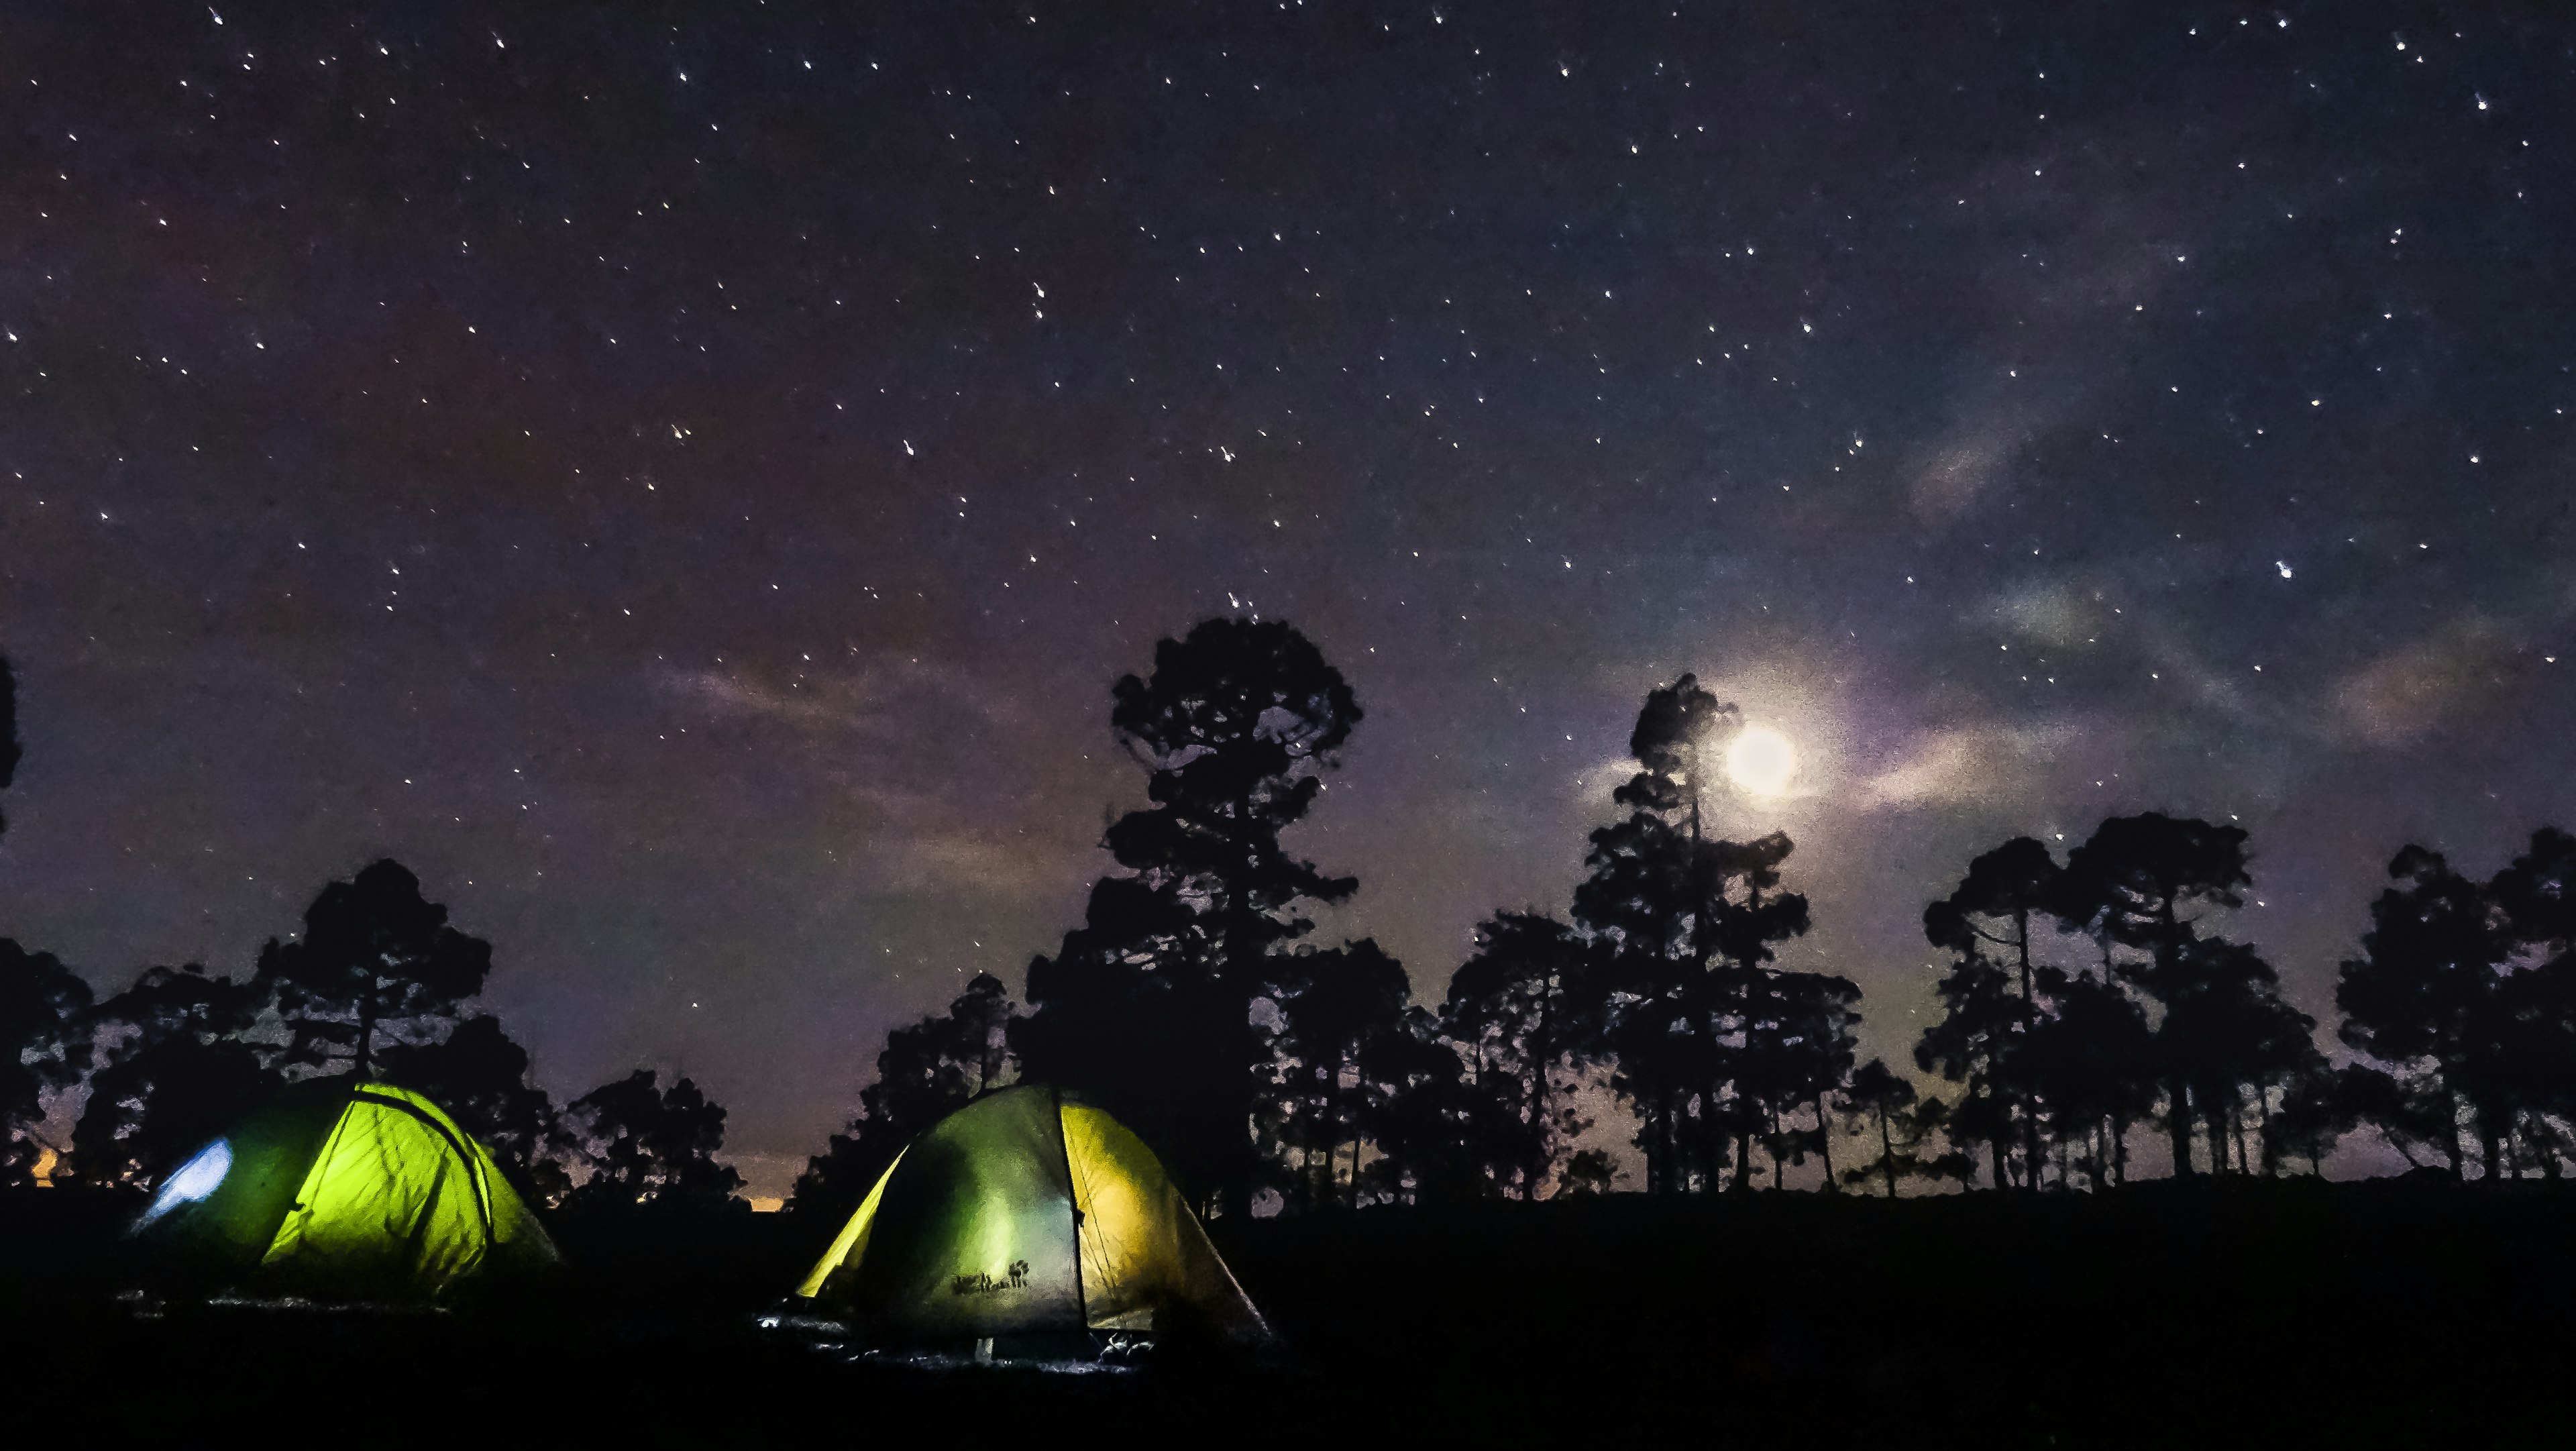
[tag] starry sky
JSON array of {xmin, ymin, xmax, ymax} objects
[{"xmin": 4, "ymin": 1, "xmax": 2571, "ymax": 1198}]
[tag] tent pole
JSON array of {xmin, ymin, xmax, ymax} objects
[{"xmin": 1052, "ymin": 1085, "xmax": 1088, "ymax": 1337}]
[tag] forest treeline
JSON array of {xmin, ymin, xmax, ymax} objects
[{"xmin": 5, "ymin": 623, "xmax": 2575, "ymax": 1220}]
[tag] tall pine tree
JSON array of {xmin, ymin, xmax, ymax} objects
[
  {"xmin": 259, "ymin": 860, "xmax": 493, "ymax": 1079},
  {"xmin": 1016, "ymin": 618, "xmax": 1361, "ymax": 1216}
]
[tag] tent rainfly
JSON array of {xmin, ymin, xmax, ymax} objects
[
  {"xmin": 129, "ymin": 1077, "xmax": 559, "ymax": 1300},
  {"xmin": 794, "ymin": 1084, "xmax": 1273, "ymax": 1348}
]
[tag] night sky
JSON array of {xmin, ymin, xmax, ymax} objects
[{"xmin": 5, "ymin": 1, "xmax": 2571, "ymax": 1199}]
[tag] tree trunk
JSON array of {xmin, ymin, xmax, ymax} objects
[
  {"xmin": 1648, "ymin": 1097, "xmax": 1669, "ymax": 1195},
  {"xmin": 1522, "ymin": 1056, "xmax": 1550, "ymax": 1200},
  {"xmin": 2015, "ymin": 908, "xmax": 2042, "ymax": 1191},
  {"xmin": 1686, "ymin": 775, "xmax": 1722, "ymax": 1199},
  {"xmin": 1703, "ymin": 1070, "xmax": 1727, "ymax": 1194},
  {"xmin": 2153, "ymin": 898, "xmax": 2192, "ymax": 1181},
  {"xmin": 1526, "ymin": 977, "xmax": 1558, "ymax": 1199},
  {"xmin": 1813, "ymin": 1093, "xmax": 1835, "ymax": 1192},
  {"xmin": 1876, "ymin": 1104, "xmax": 1898, "ymax": 1198},
  {"xmin": 1704, "ymin": 985, "xmax": 1736, "ymax": 1195},
  {"xmin": 355, "ymin": 975, "xmax": 378, "ymax": 1081},
  {"xmin": 1222, "ymin": 789, "xmax": 1263, "ymax": 1220},
  {"xmin": 1343, "ymin": 1046, "xmax": 1362, "ymax": 1210},
  {"xmin": 2166, "ymin": 1080, "xmax": 2196, "ymax": 1179}
]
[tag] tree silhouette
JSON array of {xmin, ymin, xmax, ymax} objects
[
  {"xmin": 1902, "ymin": 1095, "xmax": 1980, "ymax": 1191},
  {"xmin": 1571, "ymin": 674, "xmax": 1813, "ymax": 1193},
  {"xmin": 1555, "ymin": 1147, "xmax": 1621, "ymax": 1196},
  {"xmin": 1358, "ymin": 1004, "xmax": 1485, "ymax": 1203},
  {"xmin": 1440, "ymin": 912, "xmax": 1591, "ymax": 1198},
  {"xmin": 1017, "ymin": 617, "xmax": 1361, "ymax": 1216},
  {"xmin": 258, "ymin": 859, "xmax": 493, "ymax": 1079},
  {"xmin": 1925, "ymin": 837, "xmax": 2062, "ymax": 1186},
  {"xmin": 2022, "ymin": 970, "xmax": 2156, "ymax": 1187},
  {"xmin": 2475, "ymin": 828, "xmax": 2576, "ymax": 1177},
  {"xmin": 0, "ymin": 940, "xmax": 91, "ymax": 1187},
  {"xmin": 792, "ymin": 972, "xmax": 1018, "ymax": 1222},
  {"xmin": 2341, "ymin": 834, "xmax": 2576, "ymax": 1179},
  {"xmin": 2155, "ymin": 936, "xmax": 2317, "ymax": 1174},
  {"xmin": 1269, "ymin": 938, "xmax": 1408, "ymax": 1211},
  {"xmin": 1758, "ymin": 967, "xmax": 1860, "ymax": 1189},
  {"xmin": 378, "ymin": 1014, "xmax": 568, "ymax": 1205},
  {"xmin": 2261, "ymin": 1065, "xmax": 2349, "ymax": 1176},
  {"xmin": 1838, "ymin": 1058, "xmax": 1919, "ymax": 1198},
  {"xmin": 69, "ymin": 963, "xmax": 276, "ymax": 1188},
  {"xmin": 564, "ymin": 1070, "xmax": 745, "ymax": 1214},
  {"xmin": 2060, "ymin": 814, "xmax": 2254, "ymax": 1179},
  {"xmin": 1913, "ymin": 951, "xmax": 2021, "ymax": 1188},
  {"xmin": 2333, "ymin": 845, "xmax": 2496, "ymax": 1178}
]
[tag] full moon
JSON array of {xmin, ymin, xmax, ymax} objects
[{"xmin": 1724, "ymin": 724, "xmax": 1799, "ymax": 798}]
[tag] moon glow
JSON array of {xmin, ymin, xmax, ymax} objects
[{"xmin": 1724, "ymin": 724, "xmax": 1798, "ymax": 798}]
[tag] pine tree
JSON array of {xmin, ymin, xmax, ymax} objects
[
  {"xmin": 259, "ymin": 859, "xmax": 493, "ymax": 1080},
  {"xmin": 1440, "ymin": 912, "xmax": 1591, "ymax": 1198},
  {"xmin": 1017, "ymin": 618, "xmax": 1361, "ymax": 1216},
  {"xmin": 564, "ymin": 1070, "xmax": 745, "ymax": 1214},
  {"xmin": 1839, "ymin": 1058, "xmax": 1920, "ymax": 1198},
  {"xmin": 2060, "ymin": 814, "xmax": 2256, "ymax": 1179},
  {"xmin": 1925, "ymin": 837, "xmax": 2063, "ymax": 1187},
  {"xmin": 1269, "ymin": 938, "xmax": 1408, "ymax": 1211},
  {"xmin": 1571, "ymin": 674, "xmax": 1811, "ymax": 1193}
]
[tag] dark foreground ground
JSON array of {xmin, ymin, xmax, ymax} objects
[{"xmin": 5, "ymin": 1179, "xmax": 2571, "ymax": 1448}]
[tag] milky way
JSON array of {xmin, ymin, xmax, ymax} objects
[{"xmin": 3, "ymin": 1, "xmax": 2570, "ymax": 1194}]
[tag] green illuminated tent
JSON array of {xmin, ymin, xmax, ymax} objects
[
  {"xmin": 129, "ymin": 1077, "xmax": 559, "ymax": 1301},
  {"xmin": 794, "ymin": 1084, "xmax": 1273, "ymax": 1348}
]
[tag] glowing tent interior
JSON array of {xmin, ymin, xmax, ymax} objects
[
  {"xmin": 794, "ymin": 1083, "xmax": 1274, "ymax": 1348},
  {"xmin": 129, "ymin": 1077, "xmax": 559, "ymax": 1300}
]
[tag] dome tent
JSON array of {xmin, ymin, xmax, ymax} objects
[
  {"xmin": 793, "ymin": 1083, "xmax": 1273, "ymax": 1352},
  {"xmin": 129, "ymin": 1077, "xmax": 558, "ymax": 1301}
]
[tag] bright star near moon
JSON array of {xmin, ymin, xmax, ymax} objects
[{"xmin": 1725, "ymin": 724, "xmax": 1798, "ymax": 797}]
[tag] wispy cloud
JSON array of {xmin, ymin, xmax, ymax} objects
[
  {"xmin": 663, "ymin": 656, "xmax": 1007, "ymax": 737},
  {"xmin": 1857, "ymin": 721, "xmax": 2080, "ymax": 810},
  {"xmin": 657, "ymin": 658, "xmax": 1081, "ymax": 895},
  {"xmin": 2334, "ymin": 616, "xmax": 2529, "ymax": 749}
]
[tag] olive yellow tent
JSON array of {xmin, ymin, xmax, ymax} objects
[
  {"xmin": 794, "ymin": 1084, "xmax": 1273, "ymax": 1347},
  {"xmin": 129, "ymin": 1077, "xmax": 558, "ymax": 1300}
]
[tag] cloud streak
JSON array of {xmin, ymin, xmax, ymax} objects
[{"xmin": 1857, "ymin": 721, "xmax": 2082, "ymax": 810}]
